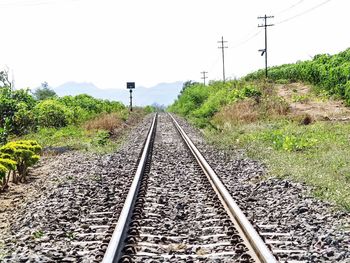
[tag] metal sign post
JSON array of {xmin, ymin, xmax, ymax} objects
[{"xmin": 126, "ymin": 82, "xmax": 135, "ymax": 111}]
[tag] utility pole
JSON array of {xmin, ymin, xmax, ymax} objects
[
  {"xmin": 201, "ymin": 71, "xmax": 208, "ymax": 85},
  {"xmin": 218, "ymin": 36, "xmax": 228, "ymax": 83},
  {"xmin": 258, "ymin": 15, "xmax": 274, "ymax": 78}
]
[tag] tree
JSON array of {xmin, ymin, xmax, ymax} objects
[
  {"xmin": 33, "ymin": 82, "xmax": 57, "ymax": 100},
  {"xmin": 0, "ymin": 87, "xmax": 36, "ymax": 135},
  {"xmin": 179, "ymin": 80, "xmax": 199, "ymax": 95},
  {"xmin": 0, "ymin": 68, "xmax": 12, "ymax": 88}
]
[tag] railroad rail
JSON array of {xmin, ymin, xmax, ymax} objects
[{"xmin": 101, "ymin": 113, "xmax": 279, "ymax": 263}]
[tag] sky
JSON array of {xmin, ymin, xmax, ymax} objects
[{"xmin": 0, "ymin": 0, "xmax": 349, "ymax": 90}]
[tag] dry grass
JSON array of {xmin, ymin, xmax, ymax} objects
[
  {"xmin": 260, "ymin": 95, "xmax": 290, "ymax": 117},
  {"xmin": 213, "ymin": 93, "xmax": 290, "ymax": 128},
  {"xmin": 213, "ymin": 99, "xmax": 259, "ymax": 126},
  {"xmin": 83, "ymin": 113, "xmax": 123, "ymax": 133}
]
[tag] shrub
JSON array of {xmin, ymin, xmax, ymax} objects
[
  {"xmin": 0, "ymin": 156, "xmax": 16, "ymax": 191},
  {"xmin": 57, "ymin": 95, "xmax": 126, "ymax": 124},
  {"xmin": 91, "ymin": 130, "xmax": 110, "ymax": 146},
  {"xmin": 12, "ymin": 102, "xmax": 36, "ymax": 135},
  {"xmin": 0, "ymin": 140, "xmax": 41, "ymax": 183},
  {"xmin": 35, "ymin": 100, "xmax": 72, "ymax": 128},
  {"xmin": 169, "ymin": 80, "xmax": 262, "ymax": 128},
  {"xmin": 0, "ymin": 87, "xmax": 36, "ymax": 135},
  {"xmin": 168, "ymin": 82, "xmax": 211, "ymax": 117},
  {"xmin": 245, "ymin": 47, "xmax": 350, "ymax": 105}
]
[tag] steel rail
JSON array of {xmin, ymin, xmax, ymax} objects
[
  {"xmin": 169, "ymin": 113, "xmax": 278, "ymax": 263},
  {"xmin": 102, "ymin": 113, "xmax": 157, "ymax": 263}
]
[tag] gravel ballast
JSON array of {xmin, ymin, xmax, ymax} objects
[
  {"xmin": 173, "ymin": 114, "xmax": 350, "ymax": 262},
  {"xmin": 1, "ymin": 113, "xmax": 349, "ymax": 262},
  {"xmin": 1, "ymin": 114, "xmax": 154, "ymax": 262},
  {"xmin": 123, "ymin": 113, "xmax": 253, "ymax": 262}
]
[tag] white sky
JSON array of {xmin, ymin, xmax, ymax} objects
[{"xmin": 0, "ymin": 0, "xmax": 348, "ymax": 90}]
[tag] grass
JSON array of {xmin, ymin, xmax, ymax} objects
[
  {"xmin": 15, "ymin": 108, "xmax": 151, "ymax": 154},
  {"xmin": 170, "ymin": 79, "xmax": 350, "ymax": 210},
  {"xmin": 206, "ymin": 120, "xmax": 350, "ymax": 210},
  {"xmin": 18, "ymin": 125, "xmax": 122, "ymax": 154},
  {"xmin": 83, "ymin": 112, "xmax": 124, "ymax": 132}
]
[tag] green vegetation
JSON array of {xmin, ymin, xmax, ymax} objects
[
  {"xmin": 246, "ymin": 48, "xmax": 350, "ymax": 104},
  {"xmin": 32, "ymin": 82, "xmax": 57, "ymax": 101},
  {"xmin": 169, "ymin": 48, "xmax": 350, "ymax": 210},
  {"xmin": 0, "ymin": 140, "xmax": 41, "ymax": 191},
  {"xmin": 207, "ymin": 121, "xmax": 350, "ymax": 210},
  {"xmin": 0, "ymin": 78, "xmax": 126, "ymax": 142},
  {"xmin": 0, "ymin": 70, "xmax": 151, "ymax": 193},
  {"xmin": 168, "ymin": 80, "xmax": 262, "ymax": 127},
  {"xmin": 0, "ymin": 70, "xmax": 128, "ymax": 150},
  {"xmin": 32, "ymin": 230, "xmax": 44, "ymax": 239}
]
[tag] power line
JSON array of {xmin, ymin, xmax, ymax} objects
[
  {"xmin": 218, "ymin": 36, "xmax": 228, "ymax": 83},
  {"xmin": 200, "ymin": 71, "xmax": 208, "ymax": 85},
  {"xmin": 229, "ymin": 0, "xmax": 332, "ymax": 51},
  {"xmin": 276, "ymin": 0, "xmax": 333, "ymax": 25},
  {"xmin": 231, "ymin": 30, "xmax": 262, "ymax": 49},
  {"xmin": 258, "ymin": 15, "xmax": 274, "ymax": 78},
  {"xmin": 276, "ymin": 0, "xmax": 305, "ymax": 15},
  {"xmin": 0, "ymin": 0, "xmax": 81, "ymax": 7}
]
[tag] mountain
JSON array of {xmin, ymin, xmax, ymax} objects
[{"xmin": 53, "ymin": 81, "xmax": 183, "ymax": 106}]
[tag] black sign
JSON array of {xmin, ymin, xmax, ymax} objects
[{"xmin": 127, "ymin": 82, "xmax": 135, "ymax": 89}]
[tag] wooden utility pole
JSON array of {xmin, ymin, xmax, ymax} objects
[
  {"xmin": 218, "ymin": 36, "xmax": 228, "ymax": 83},
  {"xmin": 258, "ymin": 15, "xmax": 274, "ymax": 78},
  {"xmin": 201, "ymin": 71, "xmax": 208, "ymax": 85}
]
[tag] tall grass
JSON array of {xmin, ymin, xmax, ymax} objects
[{"xmin": 83, "ymin": 112, "xmax": 124, "ymax": 133}]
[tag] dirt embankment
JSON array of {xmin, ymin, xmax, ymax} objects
[{"xmin": 277, "ymin": 83, "xmax": 350, "ymax": 121}]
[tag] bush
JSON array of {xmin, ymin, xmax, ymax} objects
[
  {"xmin": 12, "ymin": 102, "xmax": 36, "ymax": 135},
  {"xmin": 91, "ymin": 130, "xmax": 110, "ymax": 146},
  {"xmin": 169, "ymin": 80, "xmax": 262, "ymax": 128},
  {"xmin": 58, "ymin": 95, "xmax": 126, "ymax": 124},
  {"xmin": 34, "ymin": 100, "xmax": 72, "ymax": 128},
  {"xmin": 169, "ymin": 82, "xmax": 211, "ymax": 117},
  {"xmin": 245, "ymin": 48, "xmax": 350, "ymax": 105},
  {"xmin": 0, "ymin": 87, "xmax": 36, "ymax": 135},
  {"xmin": 0, "ymin": 140, "xmax": 41, "ymax": 186},
  {"xmin": 0, "ymin": 156, "xmax": 16, "ymax": 190}
]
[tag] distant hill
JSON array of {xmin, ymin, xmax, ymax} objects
[{"xmin": 53, "ymin": 81, "xmax": 183, "ymax": 106}]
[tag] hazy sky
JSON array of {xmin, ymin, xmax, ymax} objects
[{"xmin": 0, "ymin": 0, "xmax": 348, "ymax": 90}]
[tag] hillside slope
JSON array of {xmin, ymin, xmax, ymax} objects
[
  {"xmin": 246, "ymin": 47, "xmax": 350, "ymax": 104},
  {"xmin": 277, "ymin": 82, "xmax": 350, "ymax": 121},
  {"xmin": 169, "ymin": 48, "xmax": 350, "ymax": 209}
]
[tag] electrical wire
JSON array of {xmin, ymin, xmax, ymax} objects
[
  {"xmin": 276, "ymin": 0, "xmax": 333, "ymax": 25},
  {"xmin": 228, "ymin": 0, "xmax": 333, "ymax": 50},
  {"xmin": 0, "ymin": 0, "xmax": 81, "ymax": 7},
  {"xmin": 275, "ymin": 0, "xmax": 305, "ymax": 15},
  {"xmin": 231, "ymin": 30, "xmax": 262, "ymax": 49}
]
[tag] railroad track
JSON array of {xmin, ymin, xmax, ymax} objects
[
  {"xmin": 3, "ymin": 113, "xmax": 346, "ymax": 262},
  {"xmin": 99, "ymin": 113, "xmax": 280, "ymax": 263}
]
